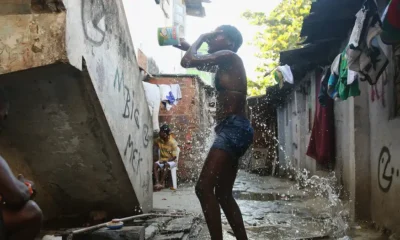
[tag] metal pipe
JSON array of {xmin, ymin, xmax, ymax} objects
[{"xmin": 64, "ymin": 213, "xmax": 184, "ymax": 240}]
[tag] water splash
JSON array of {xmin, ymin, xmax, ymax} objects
[{"xmin": 273, "ymin": 136, "xmax": 349, "ymax": 238}]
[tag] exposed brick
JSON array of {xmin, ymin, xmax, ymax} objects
[{"xmin": 148, "ymin": 76, "xmax": 213, "ymax": 181}]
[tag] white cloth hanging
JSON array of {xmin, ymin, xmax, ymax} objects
[
  {"xmin": 158, "ymin": 84, "xmax": 173, "ymax": 111},
  {"xmin": 170, "ymin": 84, "xmax": 182, "ymax": 105},
  {"xmin": 276, "ymin": 65, "xmax": 294, "ymax": 84},
  {"xmin": 142, "ymin": 82, "xmax": 161, "ymax": 132}
]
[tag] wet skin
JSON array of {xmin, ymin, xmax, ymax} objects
[
  {"xmin": 0, "ymin": 156, "xmax": 42, "ymax": 240},
  {"xmin": 176, "ymin": 28, "xmax": 249, "ymax": 240}
]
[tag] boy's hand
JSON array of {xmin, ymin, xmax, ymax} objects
[
  {"xmin": 200, "ymin": 30, "xmax": 223, "ymax": 41},
  {"xmin": 173, "ymin": 38, "xmax": 190, "ymax": 51},
  {"xmin": 17, "ymin": 174, "xmax": 37, "ymax": 200}
]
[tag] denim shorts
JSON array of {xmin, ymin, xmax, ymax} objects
[{"xmin": 212, "ymin": 115, "xmax": 254, "ymax": 158}]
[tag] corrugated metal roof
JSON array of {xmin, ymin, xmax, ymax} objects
[{"xmin": 301, "ymin": 0, "xmax": 363, "ymax": 44}]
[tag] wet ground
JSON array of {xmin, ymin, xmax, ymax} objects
[
  {"xmin": 152, "ymin": 171, "xmax": 390, "ymax": 240},
  {"xmin": 40, "ymin": 171, "xmax": 390, "ymax": 240}
]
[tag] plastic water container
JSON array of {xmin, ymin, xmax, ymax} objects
[{"xmin": 158, "ymin": 26, "xmax": 180, "ymax": 46}]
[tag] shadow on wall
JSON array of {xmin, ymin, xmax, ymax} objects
[{"xmin": 0, "ymin": 63, "xmax": 140, "ymax": 226}]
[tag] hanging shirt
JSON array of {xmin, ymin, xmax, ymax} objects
[{"xmin": 337, "ymin": 52, "xmax": 361, "ymax": 100}]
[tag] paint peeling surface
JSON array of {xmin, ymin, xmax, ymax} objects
[
  {"xmin": 0, "ymin": 13, "xmax": 67, "ymax": 74},
  {"xmin": 64, "ymin": 0, "xmax": 153, "ymax": 212}
]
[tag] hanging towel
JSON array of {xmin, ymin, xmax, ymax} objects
[
  {"xmin": 306, "ymin": 73, "xmax": 335, "ymax": 166},
  {"xmin": 170, "ymin": 84, "xmax": 182, "ymax": 105},
  {"xmin": 142, "ymin": 82, "xmax": 161, "ymax": 132},
  {"xmin": 277, "ymin": 65, "xmax": 294, "ymax": 84},
  {"xmin": 159, "ymin": 84, "xmax": 174, "ymax": 110}
]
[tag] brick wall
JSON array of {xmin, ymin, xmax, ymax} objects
[{"xmin": 147, "ymin": 75, "xmax": 215, "ymax": 181}]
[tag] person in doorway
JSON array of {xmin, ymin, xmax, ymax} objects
[
  {"xmin": 153, "ymin": 124, "xmax": 178, "ymax": 190},
  {"xmin": 174, "ymin": 25, "xmax": 253, "ymax": 240},
  {"xmin": 0, "ymin": 156, "xmax": 43, "ymax": 240}
]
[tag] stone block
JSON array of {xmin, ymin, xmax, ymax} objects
[
  {"xmin": 145, "ymin": 223, "xmax": 159, "ymax": 240},
  {"xmin": 163, "ymin": 217, "xmax": 194, "ymax": 233},
  {"xmin": 154, "ymin": 232, "xmax": 184, "ymax": 240},
  {"xmin": 89, "ymin": 226, "xmax": 145, "ymax": 240}
]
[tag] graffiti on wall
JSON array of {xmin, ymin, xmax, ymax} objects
[
  {"xmin": 114, "ymin": 68, "xmax": 151, "ymax": 195},
  {"xmin": 378, "ymin": 146, "xmax": 398, "ymax": 193},
  {"xmin": 81, "ymin": 0, "xmax": 106, "ymax": 46},
  {"xmin": 82, "ymin": 0, "xmax": 135, "ymax": 63},
  {"xmin": 81, "ymin": 0, "xmax": 152, "ymax": 197}
]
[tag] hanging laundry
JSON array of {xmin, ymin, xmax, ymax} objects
[
  {"xmin": 347, "ymin": 0, "xmax": 388, "ymax": 85},
  {"xmin": 273, "ymin": 65, "xmax": 294, "ymax": 89},
  {"xmin": 170, "ymin": 84, "xmax": 182, "ymax": 105},
  {"xmin": 142, "ymin": 82, "xmax": 161, "ymax": 132},
  {"xmin": 331, "ymin": 53, "xmax": 341, "ymax": 75},
  {"xmin": 273, "ymin": 69, "xmax": 284, "ymax": 89},
  {"xmin": 380, "ymin": 0, "xmax": 400, "ymax": 45},
  {"xmin": 358, "ymin": 24, "xmax": 389, "ymax": 85},
  {"xmin": 327, "ymin": 74, "xmax": 339, "ymax": 100},
  {"xmin": 337, "ymin": 52, "xmax": 361, "ymax": 100},
  {"xmin": 348, "ymin": 7, "xmax": 368, "ymax": 51},
  {"xmin": 347, "ymin": 69, "xmax": 357, "ymax": 85},
  {"xmin": 277, "ymin": 65, "xmax": 294, "ymax": 84},
  {"xmin": 159, "ymin": 84, "xmax": 175, "ymax": 110},
  {"xmin": 318, "ymin": 67, "xmax": 331, "ymax": 107},
  {"xmin": 307, "ymin": 72, "xmax": 335, "ymax": 166},
  {"xmin": 327, "ymin": 54, "xmax": 341, "ymax": 101}
]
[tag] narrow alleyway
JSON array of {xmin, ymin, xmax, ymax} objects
[
  {"xmin": 39, "ymin": 171, "xmax": 389, "ymax": 240},
  {"xmin": 148, "ymin": 172, "xmax": 388, "ymax": 240}
]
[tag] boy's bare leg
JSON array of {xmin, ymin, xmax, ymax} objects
[
  {"xmin": 215, "ymin": 157, "xmax": 247, "ymax": 239},
  {"xmin": 196, "ymin": 148, "xmax": 248, "ymax": 240}
]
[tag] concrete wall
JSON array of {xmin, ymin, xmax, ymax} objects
[
  {"xmin": 275, "ymin": 43, "xmax": 398, "ymax": 230},
  {"xmin": 64, "ymin": 0, "xmax": 153, "ymax": 212},
  {"xmin": 0, "ymin": 64, "xmax": 141, "ymax": 222},
  {"xmin": 0, "ymin": 12, "xmax": 67, "ymax": 74},
  {"xmin": 122, "ymin": 0, "xmax": 186, "ymax": 74},
  {"xmin": 274, "ymin": 0, "xmax": 399, "ymax": 231},
  {"xmin": 276, "ymin": 70, "xmax": 369, "ymax": 220},
  {"xmin": 369, "ymin": 42, "xmax": 400, "ymax": 232},
  {"xmin": 276, "ymin": 73, "xmax": 317, "ymax": 176}
]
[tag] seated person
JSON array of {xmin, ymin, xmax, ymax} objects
[
  {"xmin": 153, "ymin": 124, "xmax": 178, "ymax": 190},
  {"xmin": 0, "ymin": 156, "xmax": 43, "ymax": 240}
]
